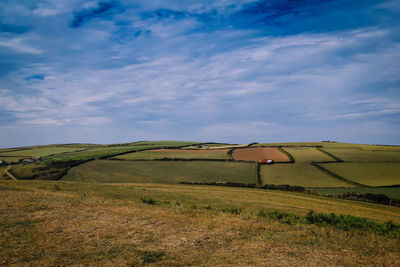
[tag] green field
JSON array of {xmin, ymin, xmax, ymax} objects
[
  {"xmin": 258, "ymin": 147, "xmax": 348, "ymax": 187},
  {"xmin": 314, "ymin": 187, "xmax": 400, "ymax": 200},
  {"xmin": 254, "ymin": 142, "xmax": 400, "ymax": 150},
  {"xmin": 129, "ymin": 141, "xmax": 200, "ymax": 146},
  {"xmin": 64, "ymin": 160, "xmax": 257, "ymax": 184},
  {"xmin": 322, "ymin": 147, "xmax": 400, "ymax": 162},
  {"xmin": 46, "ymin": 146, "xmax": 155, "ymax": 161},
  {"xmin": 114, "ymin": 149, "xmax": 230, "ymax": 160},
  {"xmin": 0, "ymin": 167, "xmax": 7, "ymax": 179},
  {"xmin": 0, "ymin": 147, "xmax": 84, "ymax": 157},
  {"xmin": 319, "ymin": 162, "xmax": 400, "ymax": 186},
  {"xmin": 282, "ymin": 147, "xmax": 336, "ymax": 162},
  {"xmin": 260, "ymin": 163, "xmax": 354, "ymax": 187}
]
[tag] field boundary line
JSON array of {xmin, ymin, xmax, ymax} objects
[
  {"xmin": 311, "ymin": 162, "xmax": 367, "ymax": 187},
  {"xmin": 256, "ymin": 163, "xmax": 262, "ymax": 187},
  {"xmin": 316, "ymin": 147, "xmax": 343, "ymax": 162},
  {"xmin": 277, "ymin": 147, "xmax": 295, "ymax": 163}
]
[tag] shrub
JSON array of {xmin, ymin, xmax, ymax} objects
[{"xmin": 140, "ymin": 197, "xmax": 158, "ymax": 205}]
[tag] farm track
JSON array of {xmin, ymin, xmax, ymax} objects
[{"xmin": 5, "ymin": 166, "xmax": 17, "ymax": 181}]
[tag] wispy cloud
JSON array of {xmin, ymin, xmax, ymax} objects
[{"xmin": 0, "ymin": 0, "xmax": 399, "ymax": 146}]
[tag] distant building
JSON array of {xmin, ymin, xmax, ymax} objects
[{"xmin": 258, "ymin": 159, "xmax": 274, "ymax": 165}]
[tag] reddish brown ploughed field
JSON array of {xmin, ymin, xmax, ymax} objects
[{"xmin": 232, "ymin": 147, "xmax": 290, "ymax": 162}]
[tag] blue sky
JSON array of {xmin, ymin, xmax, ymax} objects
[{"xmin": 0, "ymin": 0, "xmax": 399, "ymax": 147}]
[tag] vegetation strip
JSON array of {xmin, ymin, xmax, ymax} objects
[
  {"xmin": 311, "ymin": 162, "xmax": 366, "ymax": 187},
  {"xmin": 256, "ymin": 163, "xmax": 262, "ymax": 186},
  {"xmin": 140, "ymin": 195, "xmax": 400, "ymax": 237},
  {"xmin": 277, "ymin": 147, "xmax": 295, "ymax": 163},
  {"xmin": 316, "ymin": 147, "xmax": 343, "ymax": 162},
  {"xmin": 180, "ymin": 182, "xmax": 308, "ymax": 193}
]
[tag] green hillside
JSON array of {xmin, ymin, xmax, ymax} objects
[{"xmin": 63, "ymin": 160, "xmax": 257, "ymax": 184}]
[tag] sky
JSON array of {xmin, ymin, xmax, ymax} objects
[{"xmin": 0, "ymin": 0, "xmax": 399, "ymax": 147}]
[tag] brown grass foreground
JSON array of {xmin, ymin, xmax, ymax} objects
[{"xmin": 1, "ymin": 182, "xmax": 400, "ymax": 266}]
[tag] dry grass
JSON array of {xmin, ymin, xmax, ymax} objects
[{"xmin": 1, "ymin": 182, "xmax": 400, "ymax": 266}]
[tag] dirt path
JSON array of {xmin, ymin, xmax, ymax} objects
[{"xmin": 5, "ymin": 166, "xmax": 17, "ymax": 181}]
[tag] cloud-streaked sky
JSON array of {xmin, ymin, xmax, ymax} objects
[{"xmin": 1, "ymin": 0, "xmax": 399, "ymax": 147}]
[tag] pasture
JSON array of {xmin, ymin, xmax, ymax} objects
[
  {"xmin": 114, "ymin": 149, "xmax": 231, "ymax": 160},
  {"xmin": 319, "ymin": 162, "xmax": 400, "ymax": 186},
  {"xmin": 322, "ymin": 147, "xmax": 400, "ymax": 162},
  {"xmin": 282, "ymin": 147, "xmax": 336, "ymax": 162},
  {"xmin": 0, "ymin": 146, "xmax": 85, "ymax": 157},
  {"xmin": 260, "ymin": 163, "xmax": 354, "ymax": 187},
  {"xmin": 63, "ymin": 160, "xmax": 257, "ymax": 184},
  {"xmin": 231, "ymin": 147, "xmax": 290, "ymax": 162}
]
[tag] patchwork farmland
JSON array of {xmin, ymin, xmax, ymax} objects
[{"xmin": 1, "ymin": 141, "xmax": 400, "ymax": 265}]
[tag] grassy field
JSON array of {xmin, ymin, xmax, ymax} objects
[
  {"xmin": 185, "ymin": 143, "xmax": 248, "ymax": 149},
  {"xmin": 0, "ymin": 147, "xmax": 84, "ymax": 157},
  {"xmin": 114, "ymin": 149, "xmax": 231, "ymax": 160},
  {"xmin": 319, "ymin": 162, "xmax": 400, "ymax": 186},
  {"xmin": 259, "ymin": 147, "xmax": 349, "ymax": 187},
  {"xmin": 130, "ymin": 141, "xmax": 200, "ymax": 146},
  {"xmin": 322, "ymin": 147, "xmax": 400, "ymax": 162},
  {"xmin": 260, "ymin": 163, "xmax": 355, "ymax": 187},
  {"xmin": 282, "ymin": 147, "xmax": 336, "ymax": 162},
  {"xmin": 46, "ymin": 146, "xmax": 155, "ymax": 161},
  {"xmin": 314, "ymin": 187, "xmax": 400, "ymax": 200},
  {"xmin": 0, "ymin": 167, "xmax": 7, "ymax": 179},
  {"xmin": 64, "ymin": 160, "xmax": 257, "ymax": 184},
  {"xmin": 1, "ymin": 180, "xmax": 400, "ymax": 266},
  {"xmin": 254, "ymin": 142, "xmax": 400, "ymax": 150}
]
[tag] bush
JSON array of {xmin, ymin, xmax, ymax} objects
[
  {"xmin": 140, "ymin": 197, "xmax": 158, "ymax": 205},
  {"xmin": 305, "ymin": 210, "xmax": 400, "ymax": 236}
]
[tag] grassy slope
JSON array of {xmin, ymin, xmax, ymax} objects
[
  {"xmin": 131, "ymin": 141, "xmax": 200, "ymax": 146},
  {"xmin": 0, "ymin": 147, "xmax": 84, "ymax": 157},
  {"xmin": 323, "ymin": 147, "xmax": 400, "ymax": 162},
  {"xmin": 0, "ymin": 167, "xmax": 7, "ymax": 180},
  {"xmin": 0, "ymin": 156, "xmax": 27, "ymax": 163},
  {"xmin": 2, "ymin": 180, "xmax": 400, "ymax": 223},
  {"xmin": 46, "ymin": 145, "xmax": 161, "ymax": 161},
  {"xmin": 260, "ymin": 147, "xmax": 353, "ymax": 187},
  {"xmin": 114, "ymin": 149, "xmax": 230, "ymax": 160},
  {"xmin": 320, "ymin": 162, "xmax": 400, "ymax": 186},
  {"xmin": 1, "ymin": 180, "xmax": 399, "ymax": 266},
  {"xmin": 63, "ymin": 160, "xmax": 257, "ymax": 184}
]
